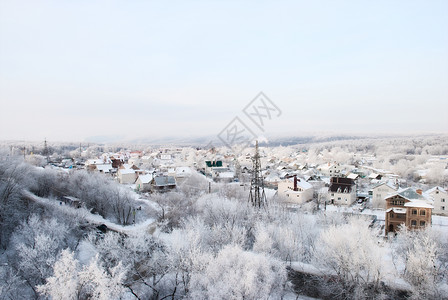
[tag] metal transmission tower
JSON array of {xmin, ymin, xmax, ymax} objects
[
  {"xmin": 249, "ymin": 140, "xmax": 267, "ymax": 208},
  {"xmin": 43, "ymin": 138, "xmax": 49, "ymax": 161}
]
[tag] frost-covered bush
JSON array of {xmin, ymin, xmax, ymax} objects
[
  {"xmin": 188, "ymin": 245, "xmax": 287, "ymax": 300},
  {"xmin": 392, "ymin": 226, "xmax": 448, "ymax": 299},
  {"xmin": 312, "ymin": 217, "xmax": 384, "ymax": 298}
]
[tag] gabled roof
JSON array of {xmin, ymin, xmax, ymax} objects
[
  {"xmin": 386, "ymin": 207, "xmax": 407, "ymax": 214},
  {"xmin": 372, "ymin": 181, "xmax": 398, "ymax": 190},
  {"xmin": 386, "ymin": 187, "xmax": 434, "ymax": 208},
  {"xmin": 284, "ymin": 177, "xmax": 313, "ymax": 190},
  {"xmin": 347, "ymin": 173, "xmax": 359, "ymax": 180},
  {"xmin": 329, "ymin": 177, "xmax": 355, "ymax": 193},
  {"xmin": 404, "ymin": 200, "xmax": 434, "ymax": 209},
  {"xmin": 137, "ymin": 174, "xmax": 153, "ymax": 184},
  {"xmin": 153, "ymin": 176, "xmax": 176, "ymax": 187},
  {"xmin": 425, "ymin": 186, "xmax": 447, "ymax": 195},
  {"xmin": 386, "ymin": 188, "xmax": 425, "ymax": 201}
]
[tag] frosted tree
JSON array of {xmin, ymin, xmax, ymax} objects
[
  {"xmin": 11, "ymin": 215, "xmax": 69, "ymax": 293},
  {"xmin": 38, "ymin": 252, "xmax": 128, "ymax": 300},
  {"xmin": 79, "ymin": 255, "xmax": 127, "ymax": 300},
  {"xmin": 313, "ymin": 217, "xmax": 384, "ymax": 298},
  {"xmin": 188, "ymin": 245, "xmax": 286, "ymax": 300},
  {"xmin": 392, "ymin": 226, "xmax": 448, "ymax": 299},
  {"xmin": 37, "ymin": 249, "xmax": 79, "ymax": 300},
  {"xmin": 0, "ymin": 265, "xmax": 26, "ymax": 300}
]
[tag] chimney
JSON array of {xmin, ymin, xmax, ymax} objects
[
  {"xmin": 416, "ymin": 189, "xmax": 422, "ymax": 195},
  {"xmin": 294, "ymin": 175, "xmax": 298, "ymax": 191}
]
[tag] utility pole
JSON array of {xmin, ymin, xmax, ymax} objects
[{"xmin": 249, "ymin": 140, "xmax": 267, "ymax": 208}]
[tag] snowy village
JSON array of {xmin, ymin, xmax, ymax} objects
[{"xmin": 1, "ymin": 135, "xmax": 447, "ymax": 299}]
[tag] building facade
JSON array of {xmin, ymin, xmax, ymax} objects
[{"xmin": 385, "ymin": 188, "xmax": 433, "ymax": 235}]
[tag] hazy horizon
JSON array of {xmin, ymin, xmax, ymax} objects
[{"xmin": 1, "ymin": 0, "xmax": 447, "ymax": 142}]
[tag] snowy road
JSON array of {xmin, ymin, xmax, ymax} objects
[{"xmin": 22, "ymin": 190, "xmax": 157, "ymax": 235}]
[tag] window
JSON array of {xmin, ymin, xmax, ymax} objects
[
  {"xmin": 420, "ymin": 210, "xmax": 425, "ymax": 216},
  {"xmin": 442, "ymin": 206, "xmax": 445, "ymax": 211},
  {"xmin": 412, "ymin": 209, "xmax": 417, "ymax": 215},
  {"xmin": 442, "ymin": 199, "xmax": 445, "ymax": 202},
  {"xmin": 338, "ymin": 197, "xmax": 341, "ymax": 201},
  {"xmin": 420, "ymin": 221, "xmax": 426, "ymax": 226},
  {"xmin": 411, "ymin": 220, "xmax": 417, "ymax": 226}
]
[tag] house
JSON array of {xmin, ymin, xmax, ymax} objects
[
  {"xmin": 385, "ymin": 188, "xmax": 433, "ymax": 235},
  {"xmin": 318, "ymin": 163, "xmax": 342, "ymax": 177},
  {"xmin": 110, "ymin": 157, "xmax": 124, "ymax": 169},
  {"xmin": 328, "ymin": 177, "xmax": 356, "ymax": 206},
  {"xmin": 135, "ymin": 174, "xmax": 153, "ymax": 192},
  {"xmin": 128, "ymin": 157, "xmax": 141, "ymax": 167},
  {"xmin": 278, "ymin": 176, "xmax": 313, "ymax": 204},
  {"xmin": 151, "ymin": 175, "xmax": 176, "ymax": 192},
  {"xmin": 346, "ymin": 173, "xmax": 359, "ymax": 180},
  {"xmin": 61, "ymin": 196, "xmax": 82, "ymax": 208},
  {"xmin": 425, "ymin": 186, "xmax": 447, "ymax": 216},
  {"xmin": 264, "ymin": 172, "xmax": 281, "ymax": 187},
  {"xmin": 371, "ymin": 182, "xmax": 398, "ymax": 208},
  {"xmin": 368, "ymin": 173, "xmax": 382, "ymax": 180},
  {"xmin": 95, "ymin": 164, "xmax": 113, "ymax": 174},
  {"xmin": 205, "ymin": 160, "xmax": 223, "ymax": 174},
  {"xmin": 85, "ymin": 159, "xmax": 105, "ymax": 171},
  {"xmin": 211, "ymin": 167, "xmax": 235, "ymax": 182},
  {"xmin": 175, "ymin": 167, "xmax": 193, "ymax": 181},
  {"xmin": 117, "ymin": 168, "xmax": 137, "ymax": 184}
]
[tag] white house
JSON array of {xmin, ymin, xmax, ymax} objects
[
  {"xmin": 128, "ymin": 157, "xmax": 141, "ymax": 167},
  {"xmin": 278, "ymin": 176, "xmax": 313, "ymax": 204},
  {"xmin": 211, "ymin": 167, "xmax": 235, "ymax": 182},
  {"xmin": 117, "ymin": 168, "xmax": 137, "ymax": 184},
  {"xmin": 95, "ymin": 164, "xmax": 113, "ymax": 174},
  {"xmin": 425, "ymin": 186, "xmax": 447, "ymax": 216},
  {"xmin": 329, "ymin": 177, "xmax": 356, "ymax": 206},
  {"xmin": 135, "ymin": 174, "xmax": 153, "ymax": 191},
  {"xmin": 372, "ymin": 182, "xmax": 398, "ymax": 208},
  {"xmin": 318, "ymin": 163, "xmax": 342, "ymax": 177},
  {"xmin": 175, "ymin": 167, "xmax": 193, "ymax": 180}
]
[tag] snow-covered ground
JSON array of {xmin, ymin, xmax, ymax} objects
[{"xmin": 22, "ymin": 190, "xmax": 156, "ymax": 235}]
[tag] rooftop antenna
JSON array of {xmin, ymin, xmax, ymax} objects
[{"xmin": 249, "ymin": 140, "xmax": 267, "ymax": 208}]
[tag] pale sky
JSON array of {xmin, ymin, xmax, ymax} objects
[{"xmin": 0, "ymin": 0, "xmax": 447, "ymax": 142}]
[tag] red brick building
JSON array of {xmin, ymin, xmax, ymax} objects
[{"xmin": 385, "ymin": 188, "xmax": 433, "ymax": 235}]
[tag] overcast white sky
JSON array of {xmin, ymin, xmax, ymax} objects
[{"xmin": 0, "ymin": 0, "xmax": 447, "ymax": 142}]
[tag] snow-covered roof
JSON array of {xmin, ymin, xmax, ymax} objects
[
  {"xmin": 96, "ymin": 164, "xmax": 112, "ymax": 173},
  {"xmin": 85, "ymin": 159, "xmax": 103, "ymax": 165},
  {"xmin": 118, "ymin": 169, "xmax": 136, "ymax": 175},
  {"xmin": 284, "ymin": 178, "xmax": 313, "ymax": 190},
  {"xmin": 404, "ymin": 200, "xmax": 434, "ymax": 209},
  {"xmin": 153, "ymin": 176, "xmax": 176, "ymax": 186},
  {"xmin": 372, "ymin": 181, "xmax": 398, "ymax": 190},
  {"xmin": 347, "ymin": 173, "xmax": 359, "ymax": 180},
  {"xmin": 425, "ymin": 186, "xmax": 447, "ymax": 195},
  {"xmin": 386, "ymin": 188, "xmax": 425, "ymax": 201},
  {"xmin": 368, "ymin": 173, "xmax": 380, "ymax": 179},
  {"xmin": 386, "ymin": 207, "xmax": 407, "ymax": 214},
  {"xmin": 217, "ymin": 172, "xmax": 234, "ymax": 178},
  {"xmin": 137, "ymin": 174, "xmax": 153, "ymax": 184}
]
